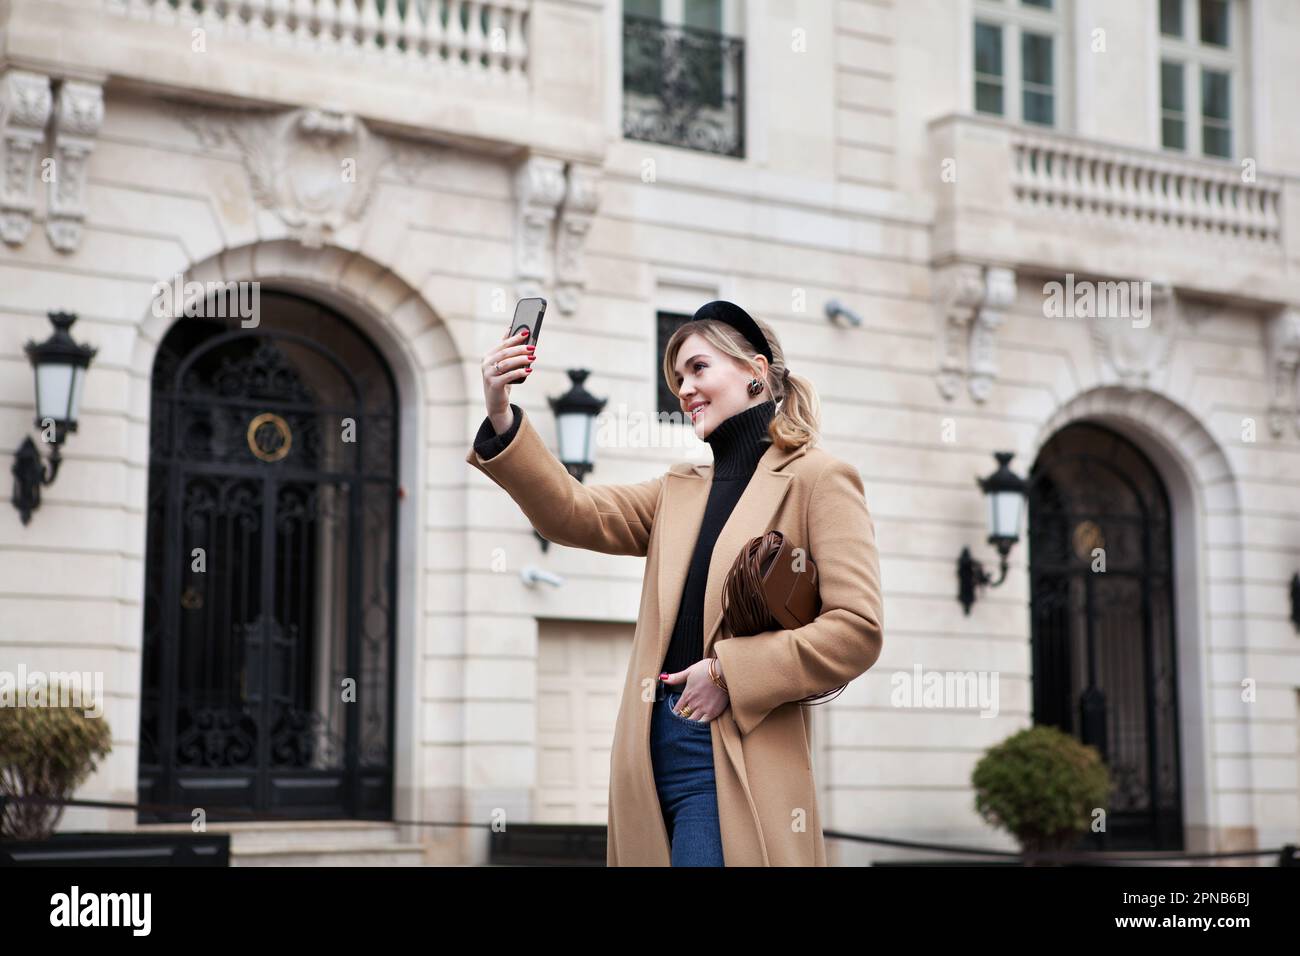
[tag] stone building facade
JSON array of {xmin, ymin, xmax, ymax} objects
[{"xmin": 0, "ymin": 0, "xmax": 1296, "ymax": 863}]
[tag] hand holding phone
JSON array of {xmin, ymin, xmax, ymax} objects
[{"xmin": 480, "ymin": 297, "xmax": 546, "ymax": 429}]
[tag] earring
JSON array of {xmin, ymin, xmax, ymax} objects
[{"xmin": 747, "ymin": 378, "xmax": 763, "ymax": 396}]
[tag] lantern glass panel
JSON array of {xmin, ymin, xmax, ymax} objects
[
  {"xmin": 556, "ymin": 411, "xmax": 592, "ymax": 465},
  {"xmin": 35, "ymin": 362, "xmax": 75, "ymax": 425},
  {"xmin": 69, "ymin": 365, "xmax": 87, "ymax": 423},
  {"xmin": 988, "ymin": 488, "xmax": 1023, "ymax": 540}
]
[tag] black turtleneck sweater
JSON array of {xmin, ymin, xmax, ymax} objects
[
  {"xmin": 659, "ymin": 399, "xmax": 776, "ymax": 676},
  {"xmin": 471, "ymin": 399, "xmax": 778, "ymax": 677}
]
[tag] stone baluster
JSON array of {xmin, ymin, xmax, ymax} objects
[
  {"xmin": 401, "ymin": 0, "xmax": 425, "ymax": 64},
  {"xmin": 337, "ymin": 0, "xmax": 360, "ymax": 54},
  {"xmin": 463, "ymin": 1, "xmax": 485, "ymax": 73},
  {"xmin": 379, "ymin": 0, "xmax": 403, "ymax": 61},
  {"xmin": 269, "ymin": 0, "xmax": 294, "ymax": 43},
  {"xmin": 292, "ymin": 0, "xmax": 315, "ymax": 47},
  {"xmin": 446, "ymin": 0, "xmax": 467, "ymax": 71},
  {"xmin": 358, "ymin": 0, "xmax": 381, "ymax": 59},
  {"xmin": 505, "ymin": 0, "xmax": 527, "ymax": 80},
  {"xmin": 316, "ymin": 0, "xmax": 340, "ymax": 53},
  {"xmin": 483, "ymin": 2, "xmax": 505, "ymax": 74},
  {"xmin": 246, "ymin": 0, "xmax": 270, "ymax": 39}
]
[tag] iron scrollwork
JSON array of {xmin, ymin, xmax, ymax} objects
[{"xmin": 622, "ymin": 13, "xmax": 745, "ymax": 157}]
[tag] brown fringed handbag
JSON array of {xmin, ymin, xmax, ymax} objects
[{"xmin": 718, "ymin": 531, "xmax": 846, "ymax": 705}]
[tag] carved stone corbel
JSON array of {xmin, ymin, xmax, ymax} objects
[
  {"xmin": 513, "ymin": 155, "xmax": 566, "ymax": 301},
  {"xmin": 934, "ymin": 262, "xmax": 985, "ymax": 401},
  {"xmin": 934, "ymin": 262, "xmax": 1014, "ymax": 402},
  {"xmin": 968, "ymin": 266, "xmax": 1016, "ymax": 403},
  {"xmin": 46, "ymin": 80, "xmax": 105, "ymax": 253},
  {"xmin": 554, "ymin": 163, "xmax": 600, "ymax": 315},
  {"xmin": 0, "ymin": 70, "xmax": 53, "ymax": 247},
  {"xmin": 1266, "ymin": 306, "xmax": 1300, "ymax": 438}
]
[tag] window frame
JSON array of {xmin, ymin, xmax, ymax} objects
[
  {"xmin": 617, "ymin": 0, "xmax": 748, "ymax": 159},
  {"xmin": 972, "ymin": 0, "xmax": 1070, "ymax": 129},
  {"xmin": 1157, "ymin": 0, "xmax": 1245, "ymax": 160}
]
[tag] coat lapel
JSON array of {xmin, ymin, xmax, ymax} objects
[{"xmin": 654, "ymin": 438, "xmax": 805, "ymax": 668}]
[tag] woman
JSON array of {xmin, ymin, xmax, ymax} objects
[{"xmin": 465, "ymin": 300, "xmax": 884, "ymax": 866}]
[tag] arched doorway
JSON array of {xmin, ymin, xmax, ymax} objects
[
  {"xmin": 138, "ymin": 291, "xmax": 399, "ymax": 821},
  {"xmin": 1028, "ymin": 422, "xmax": 1183, "ymax": 850}
]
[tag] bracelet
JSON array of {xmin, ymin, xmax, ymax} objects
[{"xmin": 708, "ymin": 656, "xmax": 728, "ymax": 693}]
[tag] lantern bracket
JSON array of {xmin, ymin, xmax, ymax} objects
[{"xmin": 12, "ymin": 437, "xmax": 62, "ymax": 526}]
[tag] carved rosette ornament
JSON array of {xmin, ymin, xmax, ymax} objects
[
  {"xmin": 46, "ymin": 81, "xmax": 105, "ymax": 253},
  {"xmin": 1267, "ymin": 306, "xmax": 1300, "ymax": 439},
  {"xmin": 934, "ymin": 262, "xmax": 1016, "ymax": 403},
  {"xmin": 0, "ymin": 70, "xmax": 54, "ymax": 247},
  {"xmin": 555, "ymin": 163, "xmax": 601, "ymax": 315}
]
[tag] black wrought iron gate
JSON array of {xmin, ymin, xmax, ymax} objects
[
  {"xmin": 1028, "ymin": 422, "xmax": 1184, "ymax": 850},
  {"xmin": 139, "ymin": 294, "xmax": 398, "ymax": 821}
]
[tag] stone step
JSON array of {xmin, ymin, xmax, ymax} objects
[
  {"xmin": 230, "ymin": 843, "xmax": 429, "ymax": 867},
  {"xmin": 135, "ymin": 820, "xmax": 414, "ymax": 851}
]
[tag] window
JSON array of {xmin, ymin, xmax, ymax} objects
[
  {"xmin": 1021, "ymin": 31, "xmax": 1055, "ymax": 125},
  {"xmin": 1158, "ymin": 0, "xmax": 1242, "ymax": 158},
  {"xmin": 973, "ymin": 0, "xmax": 1066, "ymax": 128},
  {"xmin": 974, "ymin": 22, "xmax": 1004, "ymax": 115},
  {"xmin": 622, "ymin": 1, "xmax": 746, "ymax": 157},
  {"xmin": 1160, "ymin": 61, "xmax": 1186, "ymax": 150},
  {"xmin": 656, "ymin": 311, "xmax": 693, "ymax": 418}
]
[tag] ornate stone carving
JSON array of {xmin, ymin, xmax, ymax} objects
[
  {"xmin": 1266, "ymin": 306, "xmax": 1300, "ymax": 439},
  {"xmin": 934, "ymin": 262, "xmax": 1015, "ymax": 402},
  {"xmin": 1087, "ymin": 279, "xmax": 1177, "ymax": 390},
  {"xmin": 968, "ymin": 266, "xmax": 1015, "ymax": 402},
  {"xmin": 0, "ymin": 70, "xmax": 53, "ymax": 247},
  {"xmin": 513, "ymin": 154, "xmax": 566, "ymax": 301},
  {"xmin": 182, "ymin": 106, "xmax": 406, "ymax": 248},
  {"xmin": 934, "ymin": 263, "xmax": 984, "ymax": 401},
  {"xmin": 555, "ymin": 163, "xmax": 601, "ymax": 315},
  {"xmin": 46, "ymin": 80, "xmax": 105, "ymax": 253}
]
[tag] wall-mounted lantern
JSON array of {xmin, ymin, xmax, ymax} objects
[
  {"xmin": 535, "ymin": 369, "xmax": 607, "ymax": 552},
  {"xmin": 957, "ymin": 451, "xmax": 1028, "ymax": 615},
  {"xmin": 11, "ymin": 311, "xmax": 97, "ymax": 525}
]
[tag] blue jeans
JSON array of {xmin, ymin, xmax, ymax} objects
[{"xmin": 650, "ymin": 687, "xmax": 725, "ymax": 866}]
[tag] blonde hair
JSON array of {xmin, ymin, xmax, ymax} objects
[{"xmin": 662, "ymin": 316, "xmax": 820, "ymax": 452}]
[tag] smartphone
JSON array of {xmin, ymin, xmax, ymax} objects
[{"xmin": 509, "ymin": 297, "xmax": 546, "ymax": 382}]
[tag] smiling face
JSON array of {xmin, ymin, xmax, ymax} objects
[{"xmin": 672, "ymin": 332, "xmax": 768, "ymax": 440}]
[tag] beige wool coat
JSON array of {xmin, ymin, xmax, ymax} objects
[{"xmin": 465, "ymin": 404, "xmax": 884, "ymax": 866}]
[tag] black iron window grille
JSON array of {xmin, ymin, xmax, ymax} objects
[
  {"xmin": 623, "ymin": 13, "xmax": 745, "ymax": 158},
  {"xmin": 656, "ymin": 310, "xmax": 693, "ymax": 417}
]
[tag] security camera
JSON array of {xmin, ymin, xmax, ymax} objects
[
  {"xmin": 521, "ymin": 566, "xmax": 565, "ymax": 588},
  {"xmin": 824, "ymin": 299, "xmax": 863, "ymax": 327}
]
